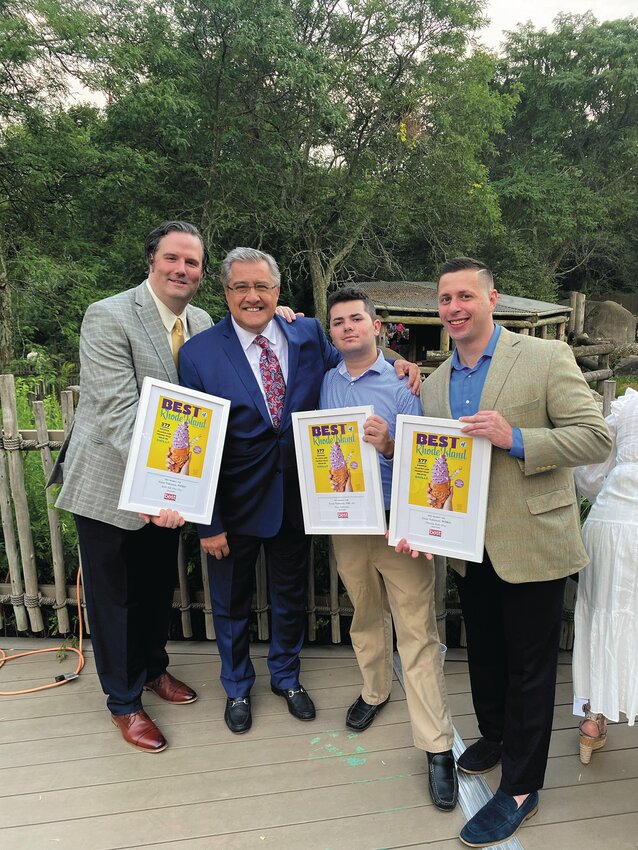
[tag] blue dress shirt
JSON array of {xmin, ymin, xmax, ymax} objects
[
  {"xmin": 449, "ymin": 324, "xmax": 524, "ymax": 458},
  {"xmin": 319, "ymin": 352, "xmax": 421, "ymax": 507}
]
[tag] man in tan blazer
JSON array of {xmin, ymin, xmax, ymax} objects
[{"xmin": 413, "ymin": 258, "xmax": 611, "ymax": 847}]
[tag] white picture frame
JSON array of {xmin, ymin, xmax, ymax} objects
[
  {"xmin": 291, "ymin": 406, "xmax": 386, "ymax": 535},
  {"xmin": 118, "ymin": 377, "xmax": 230, "ymax": 524},
  {"xmin": 388, "ymin": 415, "xmax": 492, "ymax": 562}
]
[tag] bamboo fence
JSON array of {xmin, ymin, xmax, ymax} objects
[{"xmin": 0, "ymin": 371, "xmax": 617, "ymax": 650}]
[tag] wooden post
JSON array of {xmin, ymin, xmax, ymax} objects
[
  {"xmin": 539, "ymin": 324, "xmax": 548, "ymax": 338},
  {"xmin": 78, "ymin": 555, "xmax": 91, "ymax": 633},
  {"xmin": 573, "ymin": 293, "xmax": 586, "ymax": 335},
  {"xmin": 556, "ymin": 319, "xmax": 566, "ymax": 341},
  {"xmin": 33, "ymin": 401, "xmax": 70, "ymax": 634},
  {"xmin": 255, "ymin": 546, "xmax": 269, "ymax": 640},
  {"xmin": 602, "ymin": 379, "xmax": 616, "ymax": 417},
  {"xmin": 440, "ymin": 327, "xmax": 450, "ymax": 353},
  {"xmin": 596, "ymin": 354, "xmax": 611, "ymax": 393},
  {"xmin": 0, "ymin": 375, "xmax": 44, "ymax": 632},
  {"xmin": 176, "ymin": 536, "xmax": 192, "ymax": 639},
  {"xmin": 0, "ymin": 444, "xmax": 29, "ymax": 631},
  {"xmin": 328, "ymin": 538, "xmax": 341, "ymax": 643},
  {"xmin": 200, "ymin": 548, "xmax": 214, "ymax": 640},
  {"xmin": 307, "ymin": 540, "xmax": 317, "ymax": 642},
  {"xmin": 434, "ymin": 555, "xmax": 447, "ymax": 644},
  {"xmin": 60, "ymin": 389, "xmax": 77, "ymax": 434},
  {"xmin": 568, "ymin": 292, "xmax": 578, "ymax": 335}
]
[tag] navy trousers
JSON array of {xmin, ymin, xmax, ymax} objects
[{"xmin": 208, "ymin": 518, "xmax": 311, "ymax": 698}]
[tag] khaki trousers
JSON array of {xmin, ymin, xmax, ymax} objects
[{"xmin": 332, "ymin": 534, "xmax": 454, "ymax": 752}]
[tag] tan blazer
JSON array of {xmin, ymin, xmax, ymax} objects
[{"xmin": 421, "ymin": 327, "xmax": 612, "ymax": 583}]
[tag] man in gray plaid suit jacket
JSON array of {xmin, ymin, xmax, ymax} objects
[{"xmin": 55, "ymin": 221, "xmax": 212, "ymax": 752}]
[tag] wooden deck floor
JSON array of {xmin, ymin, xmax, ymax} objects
[{"xmin": 0, "ymin": 639, "xmax": 636, "ymax": 850}]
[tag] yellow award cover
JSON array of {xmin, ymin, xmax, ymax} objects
[
  {"xmin": 308, "ymin": 421, "xmax": 365, "ymax": 494},
  {"xmin": 408, "ymin": 431, "xmax": 472, "ymax": 514},
  {"xmin": 146, "ymin": 395, "xmax": 213, "ymax": 479}
]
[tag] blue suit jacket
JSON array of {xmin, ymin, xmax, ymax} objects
[{"xmin": 179, "ymin": 314, "xmax": 340, "ymax": 539}]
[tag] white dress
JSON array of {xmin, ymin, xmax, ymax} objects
[{"xmin": 572, "ymin": 388, "xmax": 638, "ymax": 725}]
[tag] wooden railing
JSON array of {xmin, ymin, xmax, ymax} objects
[{"xmin": 0, "ymin": 370, "xmax": 616, "ymax": 650}]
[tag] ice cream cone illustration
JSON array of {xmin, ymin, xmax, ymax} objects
[
  {"xmin": 167, "ymin": 421, "xmax": 191, "ymax": 473},
  {"xmin": 329, "ymin": 441, "xmax": 350, "ymax": 492},
  {"xmin": 429, "ymin": 453, "xmax": 452, "ymax": 508}
]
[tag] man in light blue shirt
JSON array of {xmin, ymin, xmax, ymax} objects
[{"xmin": 319, "ymin": 287, "xmax": 458, "ymax": 812}]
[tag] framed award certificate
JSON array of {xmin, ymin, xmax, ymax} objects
[
  {"xmin": 388, "ymin": 415, "xmax": 492, "ymax": 562},
  {"xmin": 118, "ymin": 377, "xmax": 230, "ymax": 523},
  {"xmin": 291, "ymin": 406, "xmax": 386, "ymax": 535}
]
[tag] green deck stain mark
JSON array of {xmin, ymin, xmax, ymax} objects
[{"xmin": 307, "ymin": 732, "xmax": 369, "ymax": 766}]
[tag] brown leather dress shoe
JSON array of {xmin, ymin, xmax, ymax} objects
[
  {"xmin": 111, "ymin": 710, "xmax": 167, "ymax": 753},
  {"xmin": 144, "ymin": 672, "xmax": 198, "ymax": 704}
]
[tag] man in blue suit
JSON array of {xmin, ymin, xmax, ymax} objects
[{"xmin": 180, "ymin": 247, "xmax": 418, "ymax": 733}]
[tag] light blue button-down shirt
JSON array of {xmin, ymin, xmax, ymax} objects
[
  {"xmin": 449, "ymin": 324, "xmax": 524, "ymax": 458},
  {"xmin": 319, "ymin": 351, "xmax": 421, "ymax": 507}
]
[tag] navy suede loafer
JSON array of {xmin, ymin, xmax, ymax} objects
[
  {"xmin": 426, "ymin": 750, "xmax": 458, "ymax": 811},
  {"xmin": 271, "ymin": 684, "xmax": 316, "ymax": 720},
  {"xmin": 460, "ymin": 789, "xmax": 539, "ymax": 847},
  {"xmin": 346, "ymin": 695, "xmax": 390, "ymax": 731},
  {"xmin": 457, "ymin": 737, "xmax": 502, "ymax": 774}
]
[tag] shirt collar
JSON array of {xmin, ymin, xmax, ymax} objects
[
  {"xmin": 451, "ymin": 323, "xmax": 501, "ymax": 371},
  {"xmin": 145, "ymin": 279, "xmax": 188, "ymax": 334},
  {"xmin": 337, "ymin": 349, "xmax": 385, "ymax": 379},
  {"xmin": 231, "ymin": 316, "xmax": 280, "ymax": 353}
]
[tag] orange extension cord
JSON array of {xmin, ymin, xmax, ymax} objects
[{"xmin": 0, "ymin": 569, "xmax": 85, "ymax": 695}]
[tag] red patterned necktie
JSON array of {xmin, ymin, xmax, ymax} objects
[{"xmin": 254, "ymin": 334, "xmax": 286, "ymax": 430}]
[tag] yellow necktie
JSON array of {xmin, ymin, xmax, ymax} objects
[{"xmin": 171, "ymin": 318, "xmax": 185, "ymax": 368}]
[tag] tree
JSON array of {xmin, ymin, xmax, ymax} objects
[
  {"xmin": 484, "ymin": 14, "xmax": 638, "ymax": 299},
  {"xmin": 0, "ymin": 0, "xmax": 106, "ymax": 366},
  {"xmin": 80, "ymin": 0, "xmax": 512, "ymax": 320}
]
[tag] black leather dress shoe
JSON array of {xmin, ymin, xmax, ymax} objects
[
  {"xmin": 457, "ymin": 737, "xmax": 502, "ymax": 774},
  {"xmin": 427, "ymin": 750, "xmax": 458, "ymax": 811},
  {"xmin": 271, "ymin": 684, "xmax": 316, "ymax": 720},
  {"xmin": 346, "ymin": 695, "xmax": 390, "ymax": 731},
  {"xmin": 224, "ymin": 697, "xmax": 252, "ymax": 734}
]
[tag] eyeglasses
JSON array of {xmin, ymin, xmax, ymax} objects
[{"xmin": 226, "ymin": 283, "xmax": 279, "ymax": 294}]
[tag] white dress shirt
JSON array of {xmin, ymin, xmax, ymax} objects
[{"xmin": 231, "ymin": 317, "xmax": 289, "ymax": 423}]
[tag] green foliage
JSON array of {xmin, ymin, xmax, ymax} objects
[
  {"xmin": 484, "ymin": 14, "xmax": 638, "ymax": 299},
  {"xmin": 0, "ymin": 3, "xmax": 636, "ymax": 354}
]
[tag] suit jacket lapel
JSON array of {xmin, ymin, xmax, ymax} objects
[
  {"xmin": 134, "ymin": 282, "xmax": 178, "ymax": 382},
  {"xmin": 219, "ymin": 315, "xmax": 272, "ymax": 424},
  {"xmin": 480, "ymin": 327, "xmax": 521, "ymax": 409},
  {"xmin": 429, "ymin": 357, "xmax": 453, "ymax": 418},
  {"xmin": 277, "ymin": 314, "xmax": 299, "ymax": 429},
  {"xmin": 185, "ymin": 304, "xmax": 211, "ymax": 336}
]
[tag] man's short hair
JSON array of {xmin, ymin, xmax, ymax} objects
[
  {"xmin": 327, "ymin": 287, "xmax": 377, "ymax": 324},
  {"xmin": 145, "ymin": 221, "xmax": 210, "ymax": 275},
  {"xmin": 438, "ymin": 257, "xmax": 494, "ymax": 290},
  {"xmin": 220, "ymin": 247, "xmax": 281, "ymax": 288}
]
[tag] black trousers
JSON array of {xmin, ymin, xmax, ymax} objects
[
  {"xmin": 75, "ymin": 515, "xmax": 180, "ymax": 714},
  {"xmin": 455, "ymin": 552, "xmax": 567, "ymax": 795}
]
